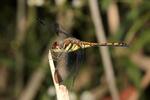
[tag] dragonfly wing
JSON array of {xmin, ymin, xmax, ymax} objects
[
  {"xmin": 37, "ymin": 18, "xmax": 71, "ymax": 38},
  {"xmin": 62, "ymin": 50, "xmax": 84, "ymax": 90},
  {"xmin": 51, "ymin": 50, "xmax": 70, "ymax": 83},
  {"xmin": 56, "ymin": 23, "xmax": 72, "ymax": 37}
]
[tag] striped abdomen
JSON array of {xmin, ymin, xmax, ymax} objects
[
  {"xmin": 79, "ymin": 41, "xmax": 128, "ymax": 48},
  {"xmin": 63, "ymin": 41, "xmax": 128, "ymax": 52}
]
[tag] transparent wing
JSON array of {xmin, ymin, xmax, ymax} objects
[
  {"xmin": 51, "ymin": 48, "xmax": 84, "ymax": 90},
  {"xmin": 61, "ymin": 50, "xmax": 84, "ymax": 90},
  {"xmin": 38, "ymin": 18, "xmax": 72, "ymax": 37},
  {"xmin": 37, "ymin": 18, "xmax": 59, "ymax": 35}
]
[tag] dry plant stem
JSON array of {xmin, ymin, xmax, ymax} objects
[
  {"xmin": 15, "ymin": 0, "xmax": 26, "ymax": 96},
  {"xmin": 19, "ymin": 51, "xmax": 48, "ymax": 100},
  {"xmin": 107, "ymin": 1, "xmax": 120, "ymax": 34},
  {"xmin": 89, "ymin": 0, "xmax": 119, "ymax": 100},
  {"xmin": 18, "ymin": 4, "xmax": 45, "ymax": 100},
  {"xmin": 0, "ymin": 66, "xmax": 9, "ymax": 91},
  {"xmin": 48, "ymin": 50, "xmax": 70, "ymax": 100}
]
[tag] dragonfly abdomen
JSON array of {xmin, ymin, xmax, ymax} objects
[
  {"xmin": 79, "ymin": 41, "xmax": 98, "ymax": 48},
  {"xmin": 98, "ymin": 42, "xmax": 128, "ymax": 47},
  {"xmin": 62, "ymin": 39, "xmax": 128, "ymax": 53},
  {"xmin": 80, "ymin": 41, "xmax": 128, "ymax": 48}
]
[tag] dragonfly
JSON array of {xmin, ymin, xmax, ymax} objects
[
  {"xmin": 50, "ymin": 24, "xmax": 128, "ymax": 86},
  {"xmin": 51, "ymin": 37, "xmax": 128, "ymax": 53}
]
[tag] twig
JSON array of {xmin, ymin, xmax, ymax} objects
[
  {"xmin": 107, "ymin": 1, "xmax": 120, "ymax": 34},
  {"xmin": 88, "ymin": 0, "xmax": 119, "ymax": 100},
  {"xmin": 131, "ymin": 51, "xmax": 150, "ymax": 88},
  {"xmin": 131, "ymin": 52, "xmax": 150, "ymax": 71},
  {"xmin": 141, "ymin": 71, "xmax": 150, "ymax": 89},
  {"xmin": 48, "ymin": 50, "xmax": 70, "ymax": 100},
  {"xmin": 125, "ymin": 13, "xmax": 150, "ymax": 44}
]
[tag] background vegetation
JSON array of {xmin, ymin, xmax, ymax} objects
[{"xmin": 0, "ymin": 0, "xmax": 149, "ymax": 100}]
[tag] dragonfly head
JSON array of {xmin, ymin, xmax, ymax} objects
[{"xmin": 51, "ymin": 41, "xmax": 63, "ymax": 52}]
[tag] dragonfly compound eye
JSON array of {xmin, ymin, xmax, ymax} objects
[{"xmin": 52, "ymin": 42, "xmax": 59, "ymax": 49}]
